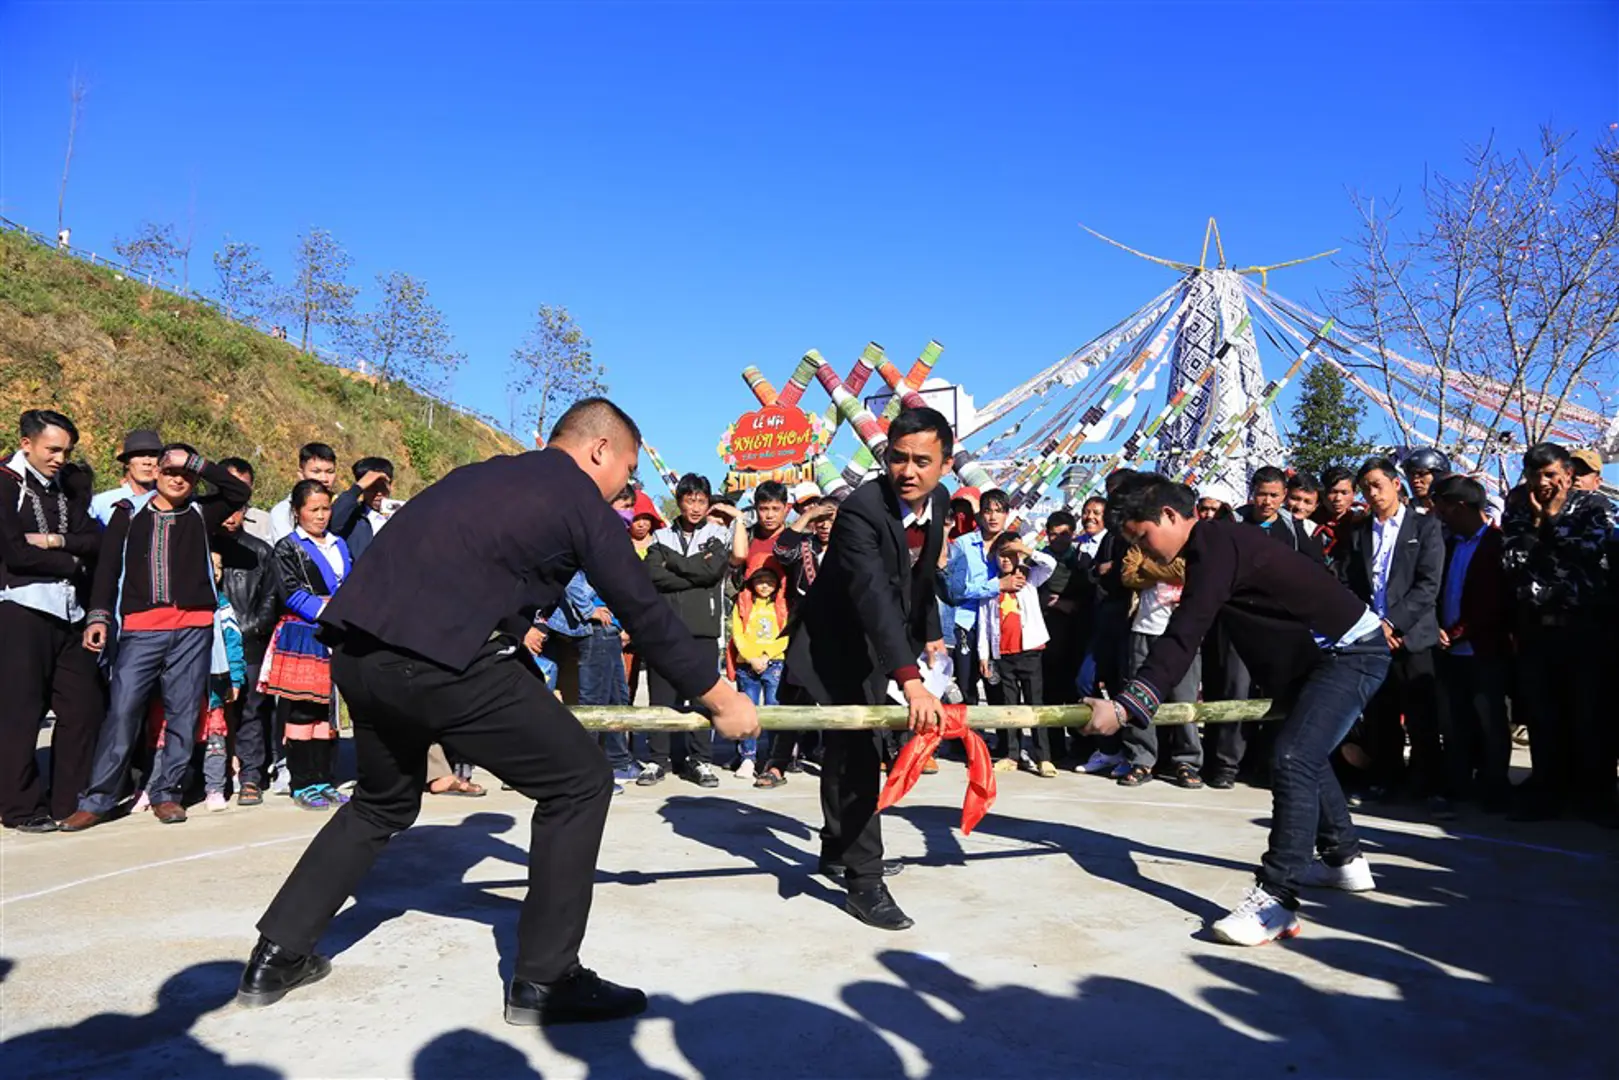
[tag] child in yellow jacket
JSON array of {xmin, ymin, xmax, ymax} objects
[{"xmin": 727, "ymin": 555, "xmax": 787, "ymax": 778}]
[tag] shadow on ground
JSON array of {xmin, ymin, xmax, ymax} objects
[{"xmin": 4, "ymin": 796, "xmax": 1615, "ymax": 1078}]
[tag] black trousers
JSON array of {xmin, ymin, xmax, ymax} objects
[
  {"xmin": 0, "ymin": 603, "xmax": 104, "ymax": 824},
  {"xmin": 643, "ymin": 637, "xmax": 715, "ymax": 769},
  {"xmin": 257, "ymin": 637, "xmax": 613, "ymax": 983},
  {"xmin": 229, "ymin": 656, "xmax": 275, "ymax": 788},
  {"xmin": 818, "ymin": 728, "xmax": 885, "ymax": 884},
  {"xmin": 1200, "ymin": 636, "xmax": 1253, "ymax": 779},
  {"xmin": 1516, "ymin": 625, "xmax": 1611, "ymax": 811},
  {"xmin": 1363, "ymin": 646, "xmax": 1440, "ymax": 794},
  {"xmin": 1435, "ymin": 651, "xmax": 1510, "ymax": 802},
  {"xmin": 993, "ymin": 650, "xmax": 1049, "ymax": 763}
]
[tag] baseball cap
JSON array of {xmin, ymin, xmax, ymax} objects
[
  {"xmin": 789, "ymin": 481, "xmax": 821, "ymax": 507},
  {"xmin": 1570, "ymin": 448, "xmax": 1602, "ymax": 475}
]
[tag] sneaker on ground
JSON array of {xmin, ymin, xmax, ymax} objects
[
  {"xmin": 686, "ymin": 762, "xmax": 720, "ymax": 789},
  {"xmin": 1036, "ymin": 761, "xmax": 1058, "ymax": 779},
  {"xmin": 993, "ymin": 758, "xmax": 1019, "ymax": 773},
  {"xmin": 1078, "ymin": 751, "xmax": 1124, "ymax": 775},
  {"xmin": 205, "ymin": 792, "xmax": 229, "ymax": 813},
  {"xmin": 269, "ymin": 770, "xmax": 291, "ymax": 797},
  {"xmin": 635, "ymin": 764, "xmax": 667, "ymax": 787},
  {"xmin": 735, "ymin": 759, "xmax": 756, "ymax": 781},
  {"xmin": 292, "ymin": 787, "xmax": 334, "ymax": 811},
  {"xmin": 319, "ymin": 784, "xmax": 350, "ymax": 806},
  {"xmin": 1299, "ymin": 855, "xmax": 1375, "ymax": 893},
  {"xmin": 611, "ymin": 766, "xmax": 642, "ymax": 783},
  {"xmin": 132, "ymin": 790, "xmax": 151, "ymax": 814},
  {"xmin": 1211, "ymin": 886, "xmax": 1301, "ymax": 946}
]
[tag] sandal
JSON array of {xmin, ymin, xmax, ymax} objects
[
  {"xmin": 1163, "ymin": 763, "xmax": 1205, "ymax": 790},
  {"xmin": 237, "ymin": 783, "xmax": 263, "ymax": 807},
  {"xmin": 433, "ymin": 776, "xmax": 485, "ymax": 797},
  {"xmin": 753, "ymin": 769, "xmax": 788, "ymax": 789},
  {"xmin": 1117, "ymin": 764, "xmax": 1154, "ymax": 787}
]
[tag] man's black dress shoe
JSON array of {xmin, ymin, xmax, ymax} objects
[
  {"xmin": 6, "ymin": 814, "xmax": 60, "ymax": 833},
  {"xmin": 818, "ymin": 858, "xmax": 903, "ymax": 883},
  {"xmin": 236, "ymin": 936, "xmax": 331, "ymax": 1007},
  {"xmin": 845, "ymin": 883, "xmax": 914, "ymax": 931},
  {"xmin": 505, "ymin": 964, "xmax": 648, "ymax": 1026}
]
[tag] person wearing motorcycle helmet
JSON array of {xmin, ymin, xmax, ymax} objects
[{"xmin": 1402, "ymin": 448, "xmax": 1451, "ymax": 512}]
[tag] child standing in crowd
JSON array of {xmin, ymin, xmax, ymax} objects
[
  {"xmin": 978, "ymin": 533, "xmax": 1057, "ymax": 776},
  {"xmin": 262, "ymin": 480, "xmax": 351, "ymax": 811},
  {"xmin": 201, "ymin": 555, "xmax": 247, "ymax": 810},
  {"xmin": 728, "ymin": 556, "xmax": 787, "ymax": 780}
]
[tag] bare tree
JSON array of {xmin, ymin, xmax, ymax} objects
[
  {"xmin": 278, "ymin": 227, "xmax": 358, "ymax": 353},
  {"xmin": 1336, "ymin": 127, "xmax": 1619, "ymax": 461},
  {"xmin": 346, "ymin": 271, "xmax": 465, "ymax": 392},
  {"xmin": 178, "ymin": 180, "xmax": 197, "ymax": 292},
  {"xmin": 113, "ymin": 221, "xmax": 181, "ymax": 284},
  {"xmin": 212, "ymin": 237, "xmax": 273, "ymax": 321},
  {"xmin": 57, "ymin": 72, "xmax": 87, "ymax": 238},
  {"xmin": 508, "ymin": 305, "xmax": 605, "ymax": 438}
]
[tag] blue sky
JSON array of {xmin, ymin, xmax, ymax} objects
[{"xmin": 2, "ymin": 2, "xmax": 1613, "ymax": 483}]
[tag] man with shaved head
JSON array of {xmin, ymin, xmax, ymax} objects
[{"xmin": 239, "ymin": 397, "xmax": 760, "ymax": 1025}]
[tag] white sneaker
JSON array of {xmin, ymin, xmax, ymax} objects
[
  {"xmin": 1078, "ymin": 750, "xmax": 1124, "ymax": 775},
  {"xmin": 1211, "ymin": 886, "xmax": 1302, "ymax": 946},
  {"xmin": 132, "ymin": 790, "xmax": 151, "ymax": 813},
  {"xmin": 735, "ymin": 758, "xmax": 756, "ymax": 781},
  {"xmin": 205, "ymin": 792, "xmax": 229, "ymax": 813},
  {"xmin": 269, "ymin": 764, "xmax": 291, "ymax": 796},
  {"xmin": 1300, "ymin": 855, "xmax": 1375, "ymax": 893}
]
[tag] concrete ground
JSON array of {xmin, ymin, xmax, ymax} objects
[{"xmin": 2, "ymin": 749, "xmax": 1616, "ymax": 1080}]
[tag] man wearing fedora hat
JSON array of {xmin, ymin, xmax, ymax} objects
[{"xmin": 90, "ymin": 429, "xmax": 162, "ymax": 527}]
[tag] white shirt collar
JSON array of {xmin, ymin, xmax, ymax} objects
[
  {"xmin": 7, "ymin": 450, "xmax": 54, "ymax": 490},
  {"xmin": 900, "ymin": 498, "xmax": 934, "ymax": 528},
  {"xmin": 1375, "ymin": 504, "xmax": 1407, "ymax": 534},
  {"xmin": 295, "ymin": 525, "xmax": 336, "ymax": 548}
]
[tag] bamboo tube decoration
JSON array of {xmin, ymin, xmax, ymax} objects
[
  {"xmin": 640, "ymin": 442, "xmax": 680, "ymax": 498},
  {"xmin": 741, "ymin": 366, "xmax": 780, "ymax": 407},
  {"xmin": 951, "ymin": 450, "xmax": 996, "ymax": 491},
  {"xmin": 809, "ymin": 352, "xmax": 888, "ymax": 454},
  {"xmin": 813, "ymin": 457, "xmax": 853, "ymax": 499},
  {"xmin": 776, "ymin": 353, "xmax": 821, "ymax": 408},
  {"xmin": 569, "ymin": 700, "xmax": 1278, "ymax": 732},
  {"xmin": 844, "ymin": 342, "xmax": 883, "ymax": 397}
]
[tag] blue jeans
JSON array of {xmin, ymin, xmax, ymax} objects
[
  {"xmin": 577, "ymin": 626, "xmax": 632, "ymax": 771},
  {"xmin": 736, "ymin": 660, "xmax": 781, "ymax": 761},
  {"xmin": 80, "ymin": 626, "xmax": 213, "ymax": 813},
  {"xmin": 1258, "ymin": 642, "xmax": 1391, "ymax": 905}
]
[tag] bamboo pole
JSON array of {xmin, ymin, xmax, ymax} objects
[{"xmin": 570, "ymin": 700, "xmax": 1278, "ymax": 732}]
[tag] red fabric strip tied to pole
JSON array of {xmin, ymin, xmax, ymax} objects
[{"xmin": 877, "ymin": 704, "xmax": 996, "ymax": 834}]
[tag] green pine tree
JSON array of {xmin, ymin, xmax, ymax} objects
[{"xmin": 1288, "ymin": 362, "xmax": 1373, "ymax": 479}]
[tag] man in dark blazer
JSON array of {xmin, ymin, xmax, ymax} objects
[
  {"xmin": 1429, "ymin": 475, "xmax": 1512, "ymax": 810},
  {"xmin": 329, "ymin": 457, "xmax": 394, "ymax": 562},
  {"xmin": 784, "ymin": 407, "xmax": 952, "ymax": 931},
  {"xmin": 238, "ymin": 399, "xmax": 759, "ymax": 1026},
  {"xmin": 1342, "ymin": 457, "xmax": 1446, "ymax": 809}
]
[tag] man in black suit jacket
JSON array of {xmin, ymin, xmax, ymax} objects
[
  {"xmin": 329, "ymin": 456, "xmax": 394, "ymax": 562},
  {"xmin": 1342, "ymin": 457, "xmax": 1446, "ymax": 808},
  {"xmin": 784, "ymin": 407, "xmax": 952, "ymax": 931},
  {"xmin": 239, "ymin": 399, "xmax": 759, "ymax": 1026}
]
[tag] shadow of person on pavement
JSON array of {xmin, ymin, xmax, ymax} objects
[
  {"xmin": 840, "ymin": 948, "xmax": 1294, "ymax": 1079},
  {"xmin": 622, "ymin": 795, "xmax": 846, "ymax": 908},
  {"xmin": 323, "ymin": 811, "xmax": 529, "ymax": 984},
  {"xmin": 0, "ymin": 960, "xmax": 283, "ymax": 1079},
  {"xmin": 658, "ymin": 988, "xmax": 908, "ymax": 1078},
  {"xmin": 888, "ymin": 804, "xmax": 1249, "ymax": 924},
  {"xmin": 412, "ymin": 1027, "xmax": 545, "ymax": 1078}
]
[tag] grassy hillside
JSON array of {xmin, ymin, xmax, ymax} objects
[{"xmin": 0, "ymin": 227, "xmax": 523, "ymax": 502}]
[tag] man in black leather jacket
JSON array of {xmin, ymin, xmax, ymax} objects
[{"xmin": 216, "ymin": 503, "xmax": 279, "ymax": 804}]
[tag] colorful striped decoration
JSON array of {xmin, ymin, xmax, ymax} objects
[
  {"xmin": 776, "ymin": 353, "xmax": 820, "ymax": 408},
  {"xmin": 741, "ymin": 366, "xmax": 779, "ymax": 407}
]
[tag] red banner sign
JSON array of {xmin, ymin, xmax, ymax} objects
[{"xmin": 725, "ymin": 404, "xmax": 820, "ymax": 471}]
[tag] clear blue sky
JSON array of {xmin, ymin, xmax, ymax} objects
[{"xmin": 2, "ymin": 2, "xmax": 1613, "ymax": 481}]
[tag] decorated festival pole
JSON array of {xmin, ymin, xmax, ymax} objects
[
  {"xmin": 570, "ymin": 700, "xmax": 1276, "ymax": 732},
  {"xmin": 835, "ymin": 340, "xmax": 944, "ymax": 487},
  {"xmin": 640, "ymin": 441, "xmax": 681, "ymax": 499},
  {"xmin": 1181, "ymin": 317, "xmax": 1334, "ymax": 485},
  {"xmin": 1072, "ymin": 364, "xmax": 1218, "ymax": 501},
  {"xmin": 775, "ymin": 353, "xmax": 821, "ymax": 408}
]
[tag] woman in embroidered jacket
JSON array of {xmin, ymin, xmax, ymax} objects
[{"xmin": 263, "ymin": 480, "xmax": 352, "ymax": 810}]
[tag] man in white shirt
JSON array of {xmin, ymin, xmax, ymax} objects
[
  {"xmin": 89, "ymin": 429, "xmax": 162, "ymax": 526},
  {"xmin": 268, "ymin": 442, "xmax": 339, "ymax": 542}
]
